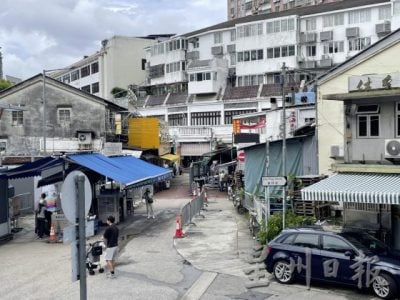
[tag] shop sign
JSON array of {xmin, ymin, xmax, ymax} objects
[{"xmin": 349, "ymin": 72, "xmax": 400, "ymax": 92}]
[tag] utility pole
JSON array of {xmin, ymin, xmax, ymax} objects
[
  {"xmin": 281, "ymin": 62, "xmax": 287, "ymax": 229},
  {"xmin": 0, "ymin": 47, "xmax": 3, "ymax": 80}
]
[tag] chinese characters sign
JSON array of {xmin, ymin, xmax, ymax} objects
[{"xmin": 349, "ymin": 72, "xmax": 400, "ymax": 92}]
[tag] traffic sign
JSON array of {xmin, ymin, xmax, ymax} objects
[
  {"xmin": 262, "ymin": 176, "xmax": 287, "ymax": 186},
  {"xmin": 238, "ymin": 151, "xmax": 245, "ymax": 162}
]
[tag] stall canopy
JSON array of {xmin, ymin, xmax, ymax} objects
[
  {"xmin": 67, "ymin": 153, "xmax": 172, "ymax": 188},
  {"xmin": 0, "ymin": 156, "xmax": 63, "ymax": 180},
  {"xmin": 301, "ymin": 173, "xmax": 400, "ymax": 205},
  {"xmin": 160, "ymin": 153, "xmax": 180, "ymax": 162}
]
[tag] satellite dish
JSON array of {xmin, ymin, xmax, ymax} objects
[{"xmin": 60, "ymin": 171, "xmax": 92, "ymax": 224}]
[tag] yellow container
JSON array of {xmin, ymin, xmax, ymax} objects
[{"xmin": 128, "ymin": 118, "xmax": 160, "ymax": 149}]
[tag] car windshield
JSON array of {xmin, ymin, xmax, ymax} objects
[{"xmin": 339, "ymin": 231, "xmax": 388, "ymax": 255}]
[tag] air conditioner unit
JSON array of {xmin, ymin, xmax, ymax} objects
[
  {"xmin": 330, "ymin": 144, "xmax": 344, "ymax": 158},
  {"xmin": 385, "ymin": 139, "xmax": 400, "ymax": 159},
  {"xmin": 78, "ymin": 132, "xmax": 92, "ymax": 144}
]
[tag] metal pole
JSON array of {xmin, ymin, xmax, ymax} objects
[
  {"xmin": 281, "ymin": 63, "xmax": 287, "ymax": 229},
  {"xmin": 42, "ymin": 70, "xmax": 47, "ymax": 155},
  {"xmin": 76, "ymin": 175, "xmax": 87, "ymax": 300},
  {"xmin": 315, "ymin": 77, "xmax": 319, "ymax": 173}
]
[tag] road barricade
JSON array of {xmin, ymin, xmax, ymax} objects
[{"xmin": 174, "ymin": 192, "xmax": 205, "ymax": 238}]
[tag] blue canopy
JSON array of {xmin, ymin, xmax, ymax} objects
[
  {"xmin": 67, "ymin": 153, "xmax": 172, "ymax": 188},
  {"xmin": 0, "ymin": 157, "xmax": 63, "ymax": 180}
]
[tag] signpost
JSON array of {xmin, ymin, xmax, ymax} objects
[{"xmin": 262, "ymin": 176, "xmax": 287, "ymax": 187}]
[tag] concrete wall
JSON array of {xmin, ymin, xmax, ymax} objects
[
  {"xmin": 0, "ymin": 77, "xmax": 106, "ymax": 155},
  {"xmin": 318, "ymin": 42, "xmax": 400, "ymax": 174}
]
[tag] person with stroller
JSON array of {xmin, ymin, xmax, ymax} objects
[
  {"xmin": 36, "ymin": 195, "xmax": 47, "ymax": 239},
  {"xmin": 143, "ymin": 188, "xmax": 155, "ymax": 219},
  {"xmin": 103, "ymin": 215, "xmax": 119, "ymax": 278}
]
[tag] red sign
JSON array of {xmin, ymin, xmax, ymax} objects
[{"xmin": 238, "ymin": 152, "xmax": 245, "ymax": 162}]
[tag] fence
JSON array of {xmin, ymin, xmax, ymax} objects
[
  {"xmin": 180, "ymin": 192, "xmax": 205, "ymax": 226},
  {"xmin": 10, "ymin": 193, "xmax": 33, "ymax": 215}
]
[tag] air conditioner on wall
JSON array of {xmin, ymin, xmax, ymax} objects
[
  {"xmin": 330, "ymin": 144, "xmax": 344, "ymax": 158},
  {"xmin": 78, "ymin": 132, "xmax": 92, "ymax": 144},
  {"xmin": 385, "ymin": 139, "xmax": 400, "ymax": 159}
]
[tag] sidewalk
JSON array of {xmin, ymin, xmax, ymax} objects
[{"xmin": 174, "ymin": 189, "xmax": 257, "ymax": 278}]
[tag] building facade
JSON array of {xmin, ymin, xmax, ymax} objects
[
  {"xmin": 139, "ymin": 0, "xmax": 399, "ymax": 161},
  {"xmin": 50, "ymin": 36, "xmax": 164, "ymax": 100},
  {"xmin": 227, "ymin": 0, "xmax": 342, "ymax": 20}
]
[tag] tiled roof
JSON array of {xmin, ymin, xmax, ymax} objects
[
  {"xmin": 146, "ymin": 95, "xmax": 166, "ymax": 107},
  {"xmin": 223, "ymin": 86, "xmax": 259, "ymax": 100},
  {"xmin": 184, "ymin": 0, "xmax": 389, "ymax": 37},
  {"xmin": 166, "ymin": 93, "xmax": 188, "ymax": 105},
  {"xmin": 1, "ymin": 156, "xmax": 42, "ymax": 165},
  {"xmin": 260, "ymin": 83, "xmax": 305, "ymax": 97}
]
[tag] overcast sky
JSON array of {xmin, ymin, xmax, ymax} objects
[{"xmin": 0, "ymin": 0, "xmax": 226, "ymax": 80}]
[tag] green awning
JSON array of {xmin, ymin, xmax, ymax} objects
[{"xmin": 301, "ymin": 173, "xmax": 400, "ymax": 204}]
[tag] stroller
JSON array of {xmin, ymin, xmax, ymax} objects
[{"xmin": 86, "ymin": 241, "xmax": 105, "ymax": 275}]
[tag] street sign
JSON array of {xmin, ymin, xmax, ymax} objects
[
  {"xmin": 238, "ymin": 151, "xmax": 245, "ymax": 162},
  {"xmin": 262, "ymin": 176, "xmax": 287, "ymax": 186}
]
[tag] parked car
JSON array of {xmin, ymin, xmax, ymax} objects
[{"xmin": 264, "ymin": 228, "xmax": 400, "ymax": 299}]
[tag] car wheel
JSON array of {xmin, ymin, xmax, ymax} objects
[
  {"xmin": 372, "ymin": 273, "xmax": 397, "ymax": 299},
  {"xmin": 273, "ymin": 260, "xmax": 294, "ymax": 284}
]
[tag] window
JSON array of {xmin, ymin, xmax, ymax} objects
[
  {"xmin": 267, "ymin": 48, "xmax": 274, "ymax": 59},
  {"xmin": 379, "ymin": 6, "xmax": 391, "ymax": 20},
  {"xmin": 214, "ymin": 32, "xmax": 223, "ymax": 44},
  {"xmin": 267, "ymin": 22, "xmax": 274, "ymax": 34},
  {"xmin": 58, "ymin": 108, "xmax": 71, "ymax": 124},
  {"xmin": 292, "ymin": 234, "xmax": 319, "ymax": 249},
  {"xmin": 238, "ymin": 52, "xmax": 244, "ymax": 62},
  {"xmin": 91, "ymin": 62, "xmax": 99, "ymax": 74},
  {"xmin": 274, "ymin": 47, "xmax": 281, "ymax": 58},
  {"xmin": 0, "ymin": 140, "xmax": 6, "ymax": 153},
  {"xmin": 237, "ymin": 23, "xmax": 263, "ymax": 38},
  {"xmin": 81, "ymin": 85, "xmax": 91, "ymax": 93},
  {"xmin": 230, "ymin": 53, "xmax": 236, "ymax": 66},
  {"xmin": 323, "ymin": 13, "xmax": 344, "ymax": 27},
  {"xmin": 91, "ymin": 82, "xmax": 99, "ymax": 94},
  {"xmin": 349, "ymin": 37, "xmax": 371, "ymax": 51},
  {"xmin": 230, "ymin": 29, "xmax": 236, "ymax": 41},
  {"xmin": 306, "ymin": 45, "xmax": 316, "ymax": 57},
  {"xmin": 274, "ymin": 20, "xmax": 280, "ymax": 33},
  {"xmin": 71, "ymin": 70, "xmax": 80, "ymax": 81},
  {"xmin": 251, "ymin": 50, "xmax": 257, "ymax": 61},
  {"xmin": 224, "ymin": 109, "xmax": 256, "ymax": 124},
  {"xmin": 323, "ymin": 41, "xmax": 344, "ymax": 54},
  {"xmin": 191, "ymin": 111, "xmax": 221, "ymax": 126},
  {"xmin": 244, "ymin": 51, "xmax": 250, "ymax": 61},
  {"xmin": 168, "ymin": 113, "xmax": 187, "ymax": 126},
  {"xmin": 395, "ymin": 1, "xmax": 400, "ymax": 16},
  {"xmin": 348, "ymin": 9, "xmax": 371, "ymax": 24},
  {"xmin": 322, "ymin": 236, "xmax": 353, "ymax": 253},
  {"xmin": 257, "ymin": 49, "xmax": 263, "ymax": 60},
  {"xmin": 62, "ymin": 74, "xmax": 70, "ymax": 84},
  {"xmin": 305, "ymin": 18, "xmax": 316, "ymax": 31},
  {"xmin": 288, "ymin": 45, "xmax": 295, "ymax": 56},
  {"xmin": 356, "ymin": 104, "xmax": 380, "ymax": 114},
  {"xmin": 11, "ymin": 111, "xmax": 23, "ymax": 126},
  {"xmin": 236, "ymin": 75, "xmax": 263, "ymax": 87},
  {"xmin": 358, "ymin": 115, "xmax": 380, "ymax": 137},
  {"xmin": 81, "ymin": 65, "xmax": 90, "ymax": 78}
]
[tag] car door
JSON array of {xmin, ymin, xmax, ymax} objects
[
  {"xmin": 289, "ymin": 233, "xmax": 321, "ymax": 281},
  {"xmin": 316, "ymin": 234, "xmax": 357, "ymax": 285}
]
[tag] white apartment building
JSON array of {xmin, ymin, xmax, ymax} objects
[
  {"xmin": 51, "ymin": 36, "xmax": 168, "ymax": 100},
  {"xmin": 139, "ymin": 0, "xmax": 400, "ymax": 162},
  {"xmin": 227, "ymin": 0, "xmax": 342, "ymax": 20}
]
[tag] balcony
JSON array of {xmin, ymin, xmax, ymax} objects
[
  {"xmin": 319, "ymin": 55, "xmax": 333, "ymax": 68},
  {"xmin": 300, "ymin": 32, "xmax": 317, "ymax": 43}
]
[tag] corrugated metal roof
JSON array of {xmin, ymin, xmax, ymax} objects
[{"xmin": 301, "ymin": 173, "xmax": 400, "ymax": 204}]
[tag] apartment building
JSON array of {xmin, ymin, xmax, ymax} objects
[
  {"xmin": 227, "ymin": 0, "xmax": 342, "ymax": 20},
  {"xmin": 140, "ymin": 0, "xmax": 399, "ymax": 161},
  {"xmin": 51, "ymin": 35, "xmax": 171, "ymax": 101}
]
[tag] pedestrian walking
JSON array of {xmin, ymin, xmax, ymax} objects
[
  {"xmin": 143, "ymin": 188, "xmax": 155, "ymax": 219},
  {"xmin": 36, "ymin": 197, "xmax": 47, "ymax": 239},
  {"xmin": 103, "ymin": 215, "xmax": 119, "ymax": 278}
]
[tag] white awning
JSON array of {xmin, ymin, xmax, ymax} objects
[{"xmin": 301, "ymin": 173, "xmax": 400, "ymax": 205}]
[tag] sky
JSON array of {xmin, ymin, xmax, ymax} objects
[{"xmin": 0, "ymin": 0, "xmax": 226, "ymax": 80}]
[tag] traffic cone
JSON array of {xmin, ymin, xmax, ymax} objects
[
  {"xmin": 174, "ymin": 215, "xmax": 184, "ymax": 238},
  {"xmin": 48, "ymin": 223, "xmax": 56, "ymax": 243}
]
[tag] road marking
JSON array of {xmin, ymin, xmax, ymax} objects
[{"xmin": 181, "ymin": 271, "xmax": 217, "ymax": 300}]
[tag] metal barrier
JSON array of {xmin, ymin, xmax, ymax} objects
[
  {"xmin": 180, "ymin": 192, "xmax": 205, "ymax": 226},
  {"xmin": 10, "ymin": 193, "xmax": 33, "ymax": 215}
]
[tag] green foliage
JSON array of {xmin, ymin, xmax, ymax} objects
[
  {"xmin": 111, "ymin": 87, "xmax": 128, "ymax": 98},
  {"xmin": 0, "ymin": 79, "xmax": 12, "ymax": 91},
  {"xmin": 257, "ymin": 211, "xmax": 316, "ymax": 245}
]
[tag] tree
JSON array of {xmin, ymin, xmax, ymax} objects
[
  {"xmin": 0, "ymin": 79, "xmax": 12, "ymax": 91},
  {"xmin": 111, "ymin": 87, "xmax": 128, "ymax": 98}
]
